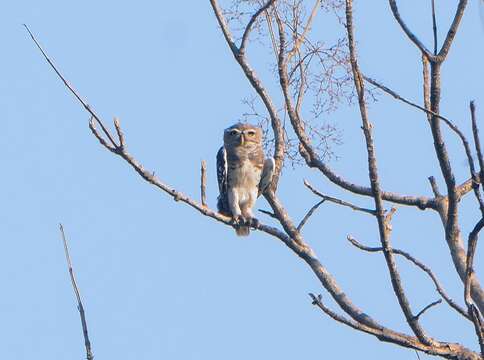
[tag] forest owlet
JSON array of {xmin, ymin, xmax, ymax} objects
[{"xmin": 217, "ymin": 123, "xmax": 275, "ymax": 236}]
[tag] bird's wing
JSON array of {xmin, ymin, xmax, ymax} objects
[
  {"xmin": 258, "ymin": 157, "xmax": 275, "ymax": 197},
  {"xmin": 216, "ymin": 146, "xmax": 230, "ymax": 214}
]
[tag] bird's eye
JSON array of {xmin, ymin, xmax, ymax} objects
[
  {"xmin": 247, "ymin": 131, "xmax": 256, "ymax": 137},
  {"xmin": 230, "ymin": 130, "xmax": 238, "ymax": 136}
]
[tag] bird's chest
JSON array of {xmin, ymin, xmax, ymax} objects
[{"xmin": 228, "ymin": 159, "xmax": 262, "ymax": 190}]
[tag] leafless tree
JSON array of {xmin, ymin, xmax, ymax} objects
[{"xmin": 27, "ymin": 0, "xmax": 483, "ymax": 359}]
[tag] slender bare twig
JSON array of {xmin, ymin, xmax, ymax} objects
[
  {"xmin": 431, "ymin": 0, "xmax": 438, "ymax": 55},
  {"xmin": 365, "ymin": 75, "xmax": 483, "ymax": 204},
  {"xmin": 413, "ymin": 299, "xmax": 442, "ymax": 321},
  {"xmin": 239, "ymin": 0, "xmax": 277, "ymax": 55},
  {"xmin": 24, "ymin": 24, "xmax": 118, "ymax": 148},
  {"xmin": 304, "ymin": 180, "xmax": 376, "ymax": 215},
  {"xmin": 286, "ymin": 0, "xmax": 320, "ymax": 63},
  {"xmin": 364, "ymin": 75, "xmax": 464, "ymax": 135},
  {"xmin": 465, "ymin": 218, "xmax": 484, "ymax": 354},
  {"xmin": 201, "ymin": 160, "xmax": 207, "ymax": 207},
  {"xmin": 471, "ymin": 101, "xmax": 484, "ymax": 196},
  {"xmin": 388, "ymin": 0, "xmax": 432, "ymax": 59},
  {"xmin": 59, "ymin": 224, "xmax": 94, "ymax": 360},
  {"xmin": 308, "ymin": 293, "xmax": 477, "ymax": 359},
  {"xmin": 428, "ymin": 176, "xmax": 442, "ymax": 198},
  {"xmin": 258, "ymin": 208, "xmax": 278, "ymax": 219},
  {"xmin": 436, "ymin": 0, "xmax": 468, "ymax": 62},
  {"xmin": 297, "ymin": 200, "xmax": 325, "ymax": 231},
  {"xmin": 346, "ymin": 0, "xmax": 433, "ymax": 345},
  {"xmin": 347, "ymin": 236, "xmax": 471, "ymax": 320}
]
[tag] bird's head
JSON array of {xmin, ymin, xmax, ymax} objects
[{"xmin": 223, "ymin": 123, "xmax": 262, "ymax": 149}]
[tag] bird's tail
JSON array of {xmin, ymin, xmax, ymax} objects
[{"xmin": 235, "ymin": 225, "xmax": 250, "ymax": 236}]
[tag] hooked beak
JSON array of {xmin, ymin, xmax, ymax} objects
[{"xmin": 240, "ymin": 134, "xmax": 245, "ymax": 146}]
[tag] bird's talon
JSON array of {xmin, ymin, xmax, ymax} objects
[{"xmin": 250, "ymin": 218, "xmax": 260, "ymax": 229}]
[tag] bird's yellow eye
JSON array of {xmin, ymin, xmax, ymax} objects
[{"xmin": 247, "ymin": 131, "xmax": 256, "ymax": 137}]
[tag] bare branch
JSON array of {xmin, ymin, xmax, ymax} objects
[
  {"xmin": 200, "ymin": 160, "xmax": 207, "ymax": 207},
  {"xmin": 388, "ymin": 1, "xmax": 433, "ymax": 59},
  {"xmin": 239, "ymin": 0, "xmax": 277, "ymax": 55},
  {"xmin": 59, "ymin": 224, "xmax": 94, "ymax": 360},
  {"xmin": 431, "ymin": 0, "xmax": 438, "ymax": 55},
  {"xmin": 465, "ymin": 218, "xmax": 484, "ymax": 354},
  {"xmin": 114, "ymin": 117, "xmax": 125, "ymax": 150},
  {"xmin": 24, "ymin": 24, "xmax": 118, "ymax": 148},
  {"xmin": 304, "ymin": 180, "xmax": 376, "ymax": 215},
  {"xmin": 422, "ymin": 55, "xmax": 432, "ymax": 122},
  {"xmin": 436, "ymin": 0, "xmax": 468, "ymax": 62},
  {"xmin": 471, "ymin": 101, "xmax": 484, "ymax": 197},
  {"xmin": 428, "ymin": 176, "xmax": 442, "ymax": 198},
  {"xmin": 347, "ymin": 236, "xmax": 471, "ymax": 321},
  {"xmin": 297, "ymin": 200, "xmax": 325, "ymax": 231},
  {"xmin": 258, "ymin": 208, "xmax": 277, "ymax": 219},
  {"xmin": 286, "ymin": 0, "xmax": 320, "ymax": 63},
  {"xmin": 346, "ymin": 0, "xmax": 434, "ymax": 345},
  {"xmin": 308, "ymin": 293, "xmax": 479, "ymax": 359},
  {"xmin": 413, "ymin": 299, "xmax": 442, "ymax": 321}
]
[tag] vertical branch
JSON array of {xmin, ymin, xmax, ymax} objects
[
  {"xmin": 201, "ymin": 160, "xmax": 207, "ymax": 207},
  {"xmin": 345, "ymin": 0, "xmax": 434, "ymax": 346},
  {"xmin": 465, "ymin": 219, "xmax": 484, "ymax": 355},
  {"xmin": 422, "ymin": 56, "xmax": 432, "ymax": 122},
  {"xmin": 431, "ymin": 0, "xmax": 438, "ymax": 55},
  {"xmin": 59, "ymin": 224, "xmax": 94, "ymax": 360},
  {"xmin": 470, "ymin": 101, "xmax": 484, "ymax": 190}
]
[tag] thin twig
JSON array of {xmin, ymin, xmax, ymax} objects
[
  {"xmin": 413, "ymin": 299, "xmax": 442, "ymax": 321},
  {"xmin": 239, "ymin": 0, "xmax": 277, "ymax": 55},
  {"xmin": 201, "ymin": 160, "xmax": 207, "ymax": 207},
  {"xmin": 258, "ymin": 208, "xmax": 278, "ymax": 219},
  {"xmin": 347, "ymin": 236, "xmax": 471, "ymax": 320},
  {"xmin": 465, "ymin": 218, "xmax": 484, "ymax": 354},
  {"xmin": 431, "ymin": 0, "xmax": 438, "ymax": 55},
  {"xmin": 297, "ymin": 200, "xmax": 325, "ymax": 231},
  {"xmin": 286, "ymin": 0, "xmax": 320, "ymax": 63},
  {"xmin": 304, "ymin": 180, "xmax": 376, "ymax": 215},
  {"xmin": 59, "ymin": 224, "xmax": 94, "ymax": 360},
  {"xmin": 24, "ymin": 24, "xmax": 118, "ymax": 148},
  {"xmin": 471, "ymin": 101, "xmax": 484, "ymax": 197},
  {"xmin": 428, "ymin": 176, "xmax": 442, "ymax": 198},
  {"xmin": 365, "ymin": 76, "xmax": 480, "ymax": 189},
  {"xmin": 388, "ymin": 0, "xmax": 432, "ymax": 59}
]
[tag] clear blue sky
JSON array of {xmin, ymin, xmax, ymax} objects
[{"xmin": 1, "ymin": 1, "xmax": 483, "ymax": 359}]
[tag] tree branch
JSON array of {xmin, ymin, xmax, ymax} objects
[
  {"xmin": 200, "ymin": 160, "xmax": 207, "ymax": 207},
  {"xmin": 346, "ymin": 0, "xmax": 434, "ymax": 345},
  {"xmin": 347, "ymin": 236, "xmax": 471, "ymax": 321},
  {"xmin": 436, "ymin": 0, "xmax": 468, "ymax": 62},
  {"xmin": 465, "ymin": 218, "xmax": 484, "ymax": 355},
  {"xmin": 59, "ymin": 224, "xmax": 94, "ymax": 360},
  {"xmin": 297, "ymin": 200, "xmax": 325, "ymax": 231},
  {"xmin": 388, "ymin": 1, "xmax": 433, "ymax": 59},
  {"xmin": 431, "ymin": 0, "xmax": 438, "ymax": 55},
  {"xmin": 24, "ymin": 24, "xmax": 118, "ymax": 148},
  {"xmin": 286, "ymin": 0, "xmax": 320, "ymax": 63},
  {"xmin": 239, "ymin": 0, "xmax": 277, "ymax": 55},
  {"xmin": 308, "ymin": 293, "xmax": 479, "ymax": 359},
  {"xmin": 413, "ymin": 299, "xmax": 442, "ymax": 321},
  {"xmin": 304, "ymin": 180, "xmax": 376, "ymax": 215}
]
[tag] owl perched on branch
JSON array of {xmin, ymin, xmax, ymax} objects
[{"xmin": 217, "ymin": 123, "xmax": 275, "ymax": 236}]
